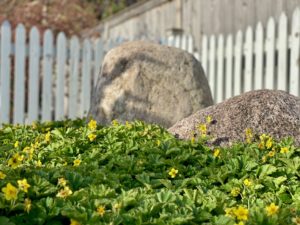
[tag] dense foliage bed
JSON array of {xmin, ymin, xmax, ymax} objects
[{"xmin": 0, "ymin": 119, "xmax": 299, "ymax": 225}]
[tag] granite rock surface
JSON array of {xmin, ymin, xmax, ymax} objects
[
  {"xmin": 88, "ymin": 41, "xmax": 213, "ymax": 127},
  {"xmin": 168, "ymin": 90, "xmax": 300, "ymax": 146}
]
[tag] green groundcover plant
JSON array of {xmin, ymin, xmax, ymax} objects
[{"xmin": 0, "ymin": 118, "xmax": 299, "ymax": 225}]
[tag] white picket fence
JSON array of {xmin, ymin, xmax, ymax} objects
[
  {"xmin": 200, "ymin": 8, "xmax": 300, "ymax": 103},
  {"xmin": 0, "ymin": 21, "xmax": 112, "ymax": 125},
  {"xmin": 0, "ymin": 7, "xmax": 299, "ymax": 125}
]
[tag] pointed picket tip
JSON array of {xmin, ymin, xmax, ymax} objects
[
  {"xmin": 29, "ymin": 26, "xmax": 39, "ymax": 36},
  {"xmin": 57, "ymin": 32, "xmax": 66, "ymax": 40},
  {"xmin": 246, "ymin": 26, "xmax": 253, "ymax": 35},
  {"xmin": 43, "ymin": 29, "xmax": 53, "ymax": 41},
  {"xmin": 1, "ymin": 20, "xmax": 11, "ymax": 28},
  {"xmin": 16, "ymin": 23, "xmax": 25, "ymax": 31},
  {"xmin": 292, "ymin": 7, "xmax": 300, "ymax": 19},
  {"xmin": 267, "ymin": 17, "xmax": 275, "ymax": 30},
  {"xmin": 256, "ymin": 22, "xmax": 263, "ymax": 31},
  {"xmin": 279, "ymin": 12, "xmax": 288, "ymax": 22}
]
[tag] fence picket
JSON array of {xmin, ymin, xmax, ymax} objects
[
  {"xmin": 41, "ymin": 30, "xmax": 54, "ymax": 122},
  {"xmin": 13, "ymin": 24, "xmax": 26, "ymax": 124},
  {"xmin": 209, "ymin": 35, "xmax": 216, "ymax": 101},
  {"xmin": 265, "ymin": 18, "xmax": 276, "ymax": 89},
  {"xmin": 0, "ymin": 21, "xmax": 11, "ymax": 124},
  {"xmin": 225, "ymin": 35, "xmax": 233, "ymax": 99},
  {"xmin": 181, "ymin": 34, "xmax": 187, "ymax": 51},
  {"xmin": 216, "ymin": 35, "xmax": 224, "ymax": 103},
  {"xmin": 254, "ymin": 23, "xmax": 264, "ymax": 90},
  {"xmin": 80, "ymin": 39, "xmax": 92, "ymax": 117},
  {"xmin": 201, "ymin": 35, "xmax": 208, "ymax": 75},
  {"xmin": 28, "ymin": 27, "xmax": 40, "ymax": 124},
  {"xmin": 234, "ymin": 31, "xmax": 243, "ymax": 96},
  {"xmin": 55, "ymin": 32, "xmax": 67, "ymax": 120},
  {"xmin": 277, "ymin": 13, "xmax": 288, "ymax": 91},
  {"xmin": 93, "ymin": 38, "xmax": 104, "ymax": 87},
  {"xmin": 187, "ymin": 35, "xmax": 193, "ymax": 54},
  {"xmin": 68, "ymin": 36, "xmax": 80, "ymax": 119},
  {"xmin": 289, "ymin": 8, "xmax": 300, "ymax": 96},
  {"xmin": 244, "ymin": 27, "xmax": 253, "ymax": 92}
]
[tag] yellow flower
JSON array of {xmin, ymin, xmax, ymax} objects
[
  {"xmin": 73, "ymin": 159, "xmax": 81, "ymax": 167},
  {"xmin": 125, "ymin": 121, "xmax": 132, "ymax": 129},
  {"xmin": 112, "ymin": 119, "xmax": 119, "ymax": 126},
  {"xmin": 88, "ymin": 119, "xmax": 97, "ymax": 130},
  {"xmin": 243, "ymin": 179, "xmax": 252, "ymax": 187},
  {"xmin": 0, "ymin": 171, "xmax": 6, "ymax": 179},
  {"xmin": 36, "ymin": 160, "xmax": 42, "ymax": 167},
  {"xmin": 88, "ymin": 133, "xmax": 96, "ymax": 141},
  {"xmin": 268, "ymin": 150, "xmax": 275, "ymax": 157},
  {"xmin": 168, "ymin": 168, "xmax": 178, "ymax": 178},
  {"xmin": 233, "ymin": 206, "xmax": 249, "ymax": 221},
  {"xmin": 266, "ymin": 138, "xmax": 273, "ymax": 149},
  {"xmin": 260, "ymin": 134, "xmax": 268, "ymax": 141},
  {"xmin": 58, "ymin": 178, "xmax": 67, "ymax": 187},
  {"xmin": 8, "ymin": 153, "xmax": 23, "ymax": 169},
  {"xmin": 45, "ymin": 131, "xmax": 51, "ymax": 142},
  {"xmin": 206, "ymin": 115, "xmax": 212, "ymax": 124},
  {"xmin": 156, "ymin": 140, "xmax": 161, "ymax": 146},
  {"xmin": 97, "ymin": 205, "xmax": 106, "ymax": 216},
  {"xmin": 213, "ymin": 148, "xmax": 220, "ymax": 158},
  {"xmin": 191, "ymin": 136, "xmax": 195, "ymax": 144},
  {"xmin": 56, "ymin": 186, "xmax": 73, "ymax": 198},
  {"xmin": 197, "ymin": 124, "xmax": 207, "ymax": 137},
  {"xmin": 245, "ymin": 128, "xmax": 253, "ymax": 143},
  {"xmin": 231, "ymin": 187, "xmax": 240, "ymax": 197},
  {"xmin": 265, "ymin": 203, "xmax": 279, "ymax": 216},
  {"xmin": 292, "ymin": 217, "xmax": 300, "ymax": 225},
  {"xmin": 225, "ymin": 207, "xmax": 236, "ymax": 218},
  {"xmin": 18, "ymin": 179, "xmax": 31, "ymax": 193},
  {"xmin": 24, "ymin": 198, "xmax": 31, "ymax": 213},
  {"xmin": 14, "ymin": 141, "xmax": 19, "ymax": 148},
  {"xmin": 70, "ymin": 219, "xmax": 81, "ymax": 225},
  {"xmin": 2, "ymin": 183, "xmax": 18, "ymax": 201},
  {"xmin": 262, "ymin": 156, "xmax": 267, "ymax": 163},
  {"xmin": 280, "ymin": 147, "xmax": 289, "ymax": 153}
]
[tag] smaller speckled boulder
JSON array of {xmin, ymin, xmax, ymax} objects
[{"xmin": 168, "ymin": 90, "xmax": 300, "ymax": 146}]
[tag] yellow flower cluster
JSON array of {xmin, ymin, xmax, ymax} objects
[
  {"xmin": 231, "ymin": 187, "xmax": 241, "ymax": 197},
  {"xmin": 70, "ymin": 219, "xmax": 81, "ymax": 225},
  {"xmin": 259, "ymin": 134, "xmax": 273, "ymax": 150},
  {"xmin": 88, "ymin": 119, "xmax": 97, "ymax": 131},
  {"xmin": 265, "ymin": 203, "xmax": 279, "ymax": 216},
  {"xmin": 73, "ymin": 159, "xmax": 81, "ymax": 167},
  {"xmin": 245, "ymin": 128, "xmax": 253, "ymax": 143},
  {"xmin": 8, "ymin": 153, "xmax": 24, "ymax": 169},
  {"xmin": 56, "ymin": 177, "xmax": 72, "ymax": 198},
  {"xmin": 213, "ymin": 148, "xmax": 220, "ymax": 158},
  {"xmin": 168, "ymin": 168, "xmax": 178, "ymax": 178},
  {"xmin": 243, "ymin": 178, "xmax": 252, "ymax": 187},
  {"xmin": 88, "ymin": 133, "xmax": 97, "ymax": 142},
  {"xmin": 225, "ymin": 205, "xmax": 249, "ymax": 221},
  {"xmin": 97, "ymin": 205, "xmax": 106, "ymax": 217},
  {"xmin": 1, "ymin": 179, "xmax": 32, "ymax": 213},
  {"xmin": 45, "ymin": 131, "xmax": 51, "ymax": 142}
]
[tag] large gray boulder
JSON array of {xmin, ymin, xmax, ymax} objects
[
  {"xmin": 88, "ymin": 41, "xmax": 213, "ymax": 127},
  {"xmin": 168, "ymin": 90, "xmax": 300, "ymax": 146}
]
